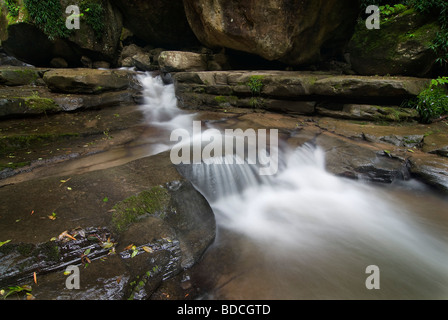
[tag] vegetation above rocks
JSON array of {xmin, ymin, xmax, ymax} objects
[
  {"xmin": 4, "ymin": 0, "xmax": 106, "ymax": 41},
  {"xmin": 407, "ymin": 76, "xmax": 448, "ymax": 123},
  {"xmin": 4, "ymin": 0, "xmax": 19, "ymax": 18},
  {"xmin": 361, "ymin": 0, "xmax": 448, "ymax": 66},
  {"xmin": 24, "ymin": 0, "xmax": 70, "ymax": 40}
]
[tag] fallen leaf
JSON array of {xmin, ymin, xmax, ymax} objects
[
  {"xmin": 142, "ymin": 246, "xmax": 153, "ymax": 253},
  {"xmin": 0, "ymin": 240, "xmax": 11, "ymax": 247},
  {"xmin": 59, "ymin": 178, "xmax": 71, "ymax": 187},
  {"xmin": 58, "ymin": 231, "xmax": 76, "ymax": 241},
  {"xmin": 26, "ymin": 293, "xmax": 36, "ymax": 300},
  {"xmin": 81, "ymin": 254, "xmax": 91, "ymax": 264},
  {"xmin": 101, "ymin": 241, "xmax": 115, "ymax": 249},
  {"xmin": 33, "ymin": 272, "xmax": 37, "ymax": 284},
  {"xmin": 124, "ymin": 244, "xmax": 134, "ymax": 250}
]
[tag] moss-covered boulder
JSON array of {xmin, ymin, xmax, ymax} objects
[
  {"xmin": 347, "ymin": 9, "xmax": 440, "ymax": 77},
  {"xmin": 113, "ymin": 181, "xmax": 216, "ymax": 271}
]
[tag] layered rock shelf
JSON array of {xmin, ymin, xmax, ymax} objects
[
  {"xmin": 0, "ymin": 66, "xmax": 140, "ymax": 117},
  {"xmin": 174, "ymin": 70, "xmax": 430, "ymax": 121}
]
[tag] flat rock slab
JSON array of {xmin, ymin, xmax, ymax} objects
[{"xmin": 43, "ymin": 68, "xmax": 139, "ymax": 94}]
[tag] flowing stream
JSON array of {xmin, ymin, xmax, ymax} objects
[
  {"xmin": 136, "ymin": 72, "xmax": 448, "ymax": 299},
  {"xmin": 134, "ymin": 72, "xmax": 448, "ymax": 299},
  {"xmin": 186, "ymin": 144, "xmax": 448, "ymax": 299}
]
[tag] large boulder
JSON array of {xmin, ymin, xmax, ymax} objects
[
  {"xmin": 111, "ymin": 0, "xmax": 199, "ymax": 49},
  {"xmin": 182, "ymin": 0, "xmax": 359, "ymax": 66},
  {"xmin": 0, "ymin": 0, "xmax": 122, "ymax": 67},
  {"xmin": 347, "ymin": 9, "xmax": 440, "ymax": 77}
]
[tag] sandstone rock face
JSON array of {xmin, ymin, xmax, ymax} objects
[
  {"xmin": 347, "ymin": 10, "xmax": 440, "ymax": 77},
  {"xmin": 183, "ymin": 0, "xmax": 359, "ymax": 66},
  {"xmin": 112, "ymin": 0, "xmax": 199, "ymax": 48}
]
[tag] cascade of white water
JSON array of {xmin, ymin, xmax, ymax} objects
[{"xmin": 137, "ymin": 72, "xmax": 194, "ymax": 130}]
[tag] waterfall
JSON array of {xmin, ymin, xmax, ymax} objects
[
  {"xmin": 137, "ymin": 73, "xmax": 194, "ymax": 131},
  {"xmin": 138, "ymin": 72, "xmax": 448, "ymax": 299}
]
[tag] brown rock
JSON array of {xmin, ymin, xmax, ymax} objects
[{"xmin": 183, "ymin": 0, "xmax": 359, "ymax": 66}]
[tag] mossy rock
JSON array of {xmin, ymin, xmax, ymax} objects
[
  {"xmin": 0, "ymin": 132, "xmax": 79, "ymax": 153},
  {"xmin": 111, "ymin": 186, "xmax": 171, "ymax": 233},
  {"xmin": 348, "ymin": 9, "xmax": 440, "ymax": 77},
  {"xmin": 0, "ymin": 67, "xmax": 39, "ymax": 86},
  {"xmin": 0, "ymin": 90, "xmax": 61, "ymax": 118}
]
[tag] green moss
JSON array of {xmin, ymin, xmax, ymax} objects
[
  {"xmin": 0, "ymin": 68, "xmax": 39, "ymax": 85},
  {"xmin": 112, "ymin": 186, "xmax": 171, "ymax": 233},
  {"xmin": 214, "ymin": 95, "xmax": 238, "ymax": 105},
  {"xmin": 374, "ymin": 106, "xmax": 419, "ymax": 122},
  {"xmin": 12, "ymin": 68, "xmax": 38, "ymax": 80},
  {"xmin": 0, "ymin": 161, "xmax": 31, "ymax": 171},
  {"xmin": 0, "ymin": 132, "xmax": 80, "ymax": 153},
  {"xmin": 23, "ymin": 96, "xmax": 59, "ymax": 113}
]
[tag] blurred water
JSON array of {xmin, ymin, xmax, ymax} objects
[{"xmin": 186, "ymin": 143, "xmax": 448, "ymax": 299}]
